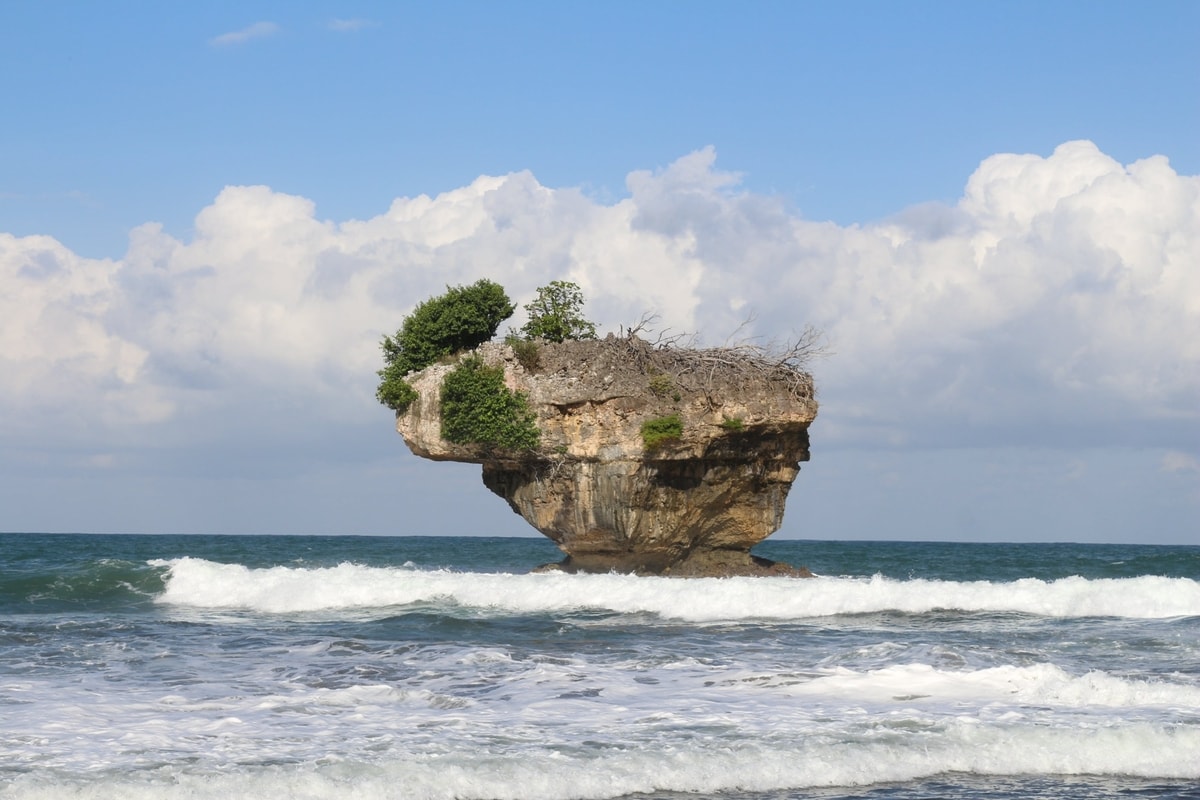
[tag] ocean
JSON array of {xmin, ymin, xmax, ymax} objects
[{"xmin": 1, "ymin": 533, "xmax": 1198, "ymax": 799}]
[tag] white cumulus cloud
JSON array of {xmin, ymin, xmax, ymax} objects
[
  {"xmin": 0, "ymin": 234, "xmax": 171, "ymax": 436},
  {"xmin": 0, "ymin": 141, "xmax": 1196, "ymax": 461}
]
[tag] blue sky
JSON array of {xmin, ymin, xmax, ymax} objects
[{"xmin": 2, "ymin": 2, "xmax": 1197, "ymax": 544}]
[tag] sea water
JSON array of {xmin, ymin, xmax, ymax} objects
[{"xmin": 1, "ymin": 533, "xmax": 1198, "ymax": 799}]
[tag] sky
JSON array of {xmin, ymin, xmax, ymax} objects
[{"xmin": 1, "ymin": 1, "xmax": 1197, "ymax": 545}]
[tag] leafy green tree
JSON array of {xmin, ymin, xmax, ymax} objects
[
  {"xmin": 520, "ymin": 280, "xmax": 597, "ymax": 342},
  {"xmin": 440, "ymin": 355, "xmax": 540, "ymax": 450},
  {"xmin": 377, "ymin": 279, "xmax": 514, "ymax": 412}
]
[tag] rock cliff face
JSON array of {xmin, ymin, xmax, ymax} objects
[{"xmin": 395, "ymin": 335, "xmax": 818, "ymax": 576}]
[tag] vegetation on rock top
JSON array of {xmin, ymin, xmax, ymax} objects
[
  {"xmin": 519, "ymin": 280, "xmax": 598, "ymax": 343},
  {"xmin": 378, "ymin": 278, "xmax": 822, "ymax": 458},
  {"xmin": 440, "ymin": 355, "xmax": 540, "ymax": 451},
  {"xmin": 377, "ymin": 279, "xmax": 514, "ymax": 412}
]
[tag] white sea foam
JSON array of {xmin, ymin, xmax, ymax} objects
[
  {"xmin": 152, "ymin": 558, "xmax": 1200, "ymax": 620},
  {"xmin": 10, "ymin": 647, "xmax": 1193, "ymax": 770},
  {"xmin": 3, "ymin": 723, "xmax": 1199, "ymax": 800},
  {"xmin": 11, "ymin": 563, "xmax": 1200, "ymax": 800},
  {"xmin": 10, "ymin": 542, "xmax": 1198, "ymax": 800},
  {"xmin": 767, "ymin": 662, "xmax": 1200, "ymax": 709}
]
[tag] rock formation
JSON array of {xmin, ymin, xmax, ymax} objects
[{"xmin": 395, "ymin": 334, "xmax": 818, "ymax": 577}]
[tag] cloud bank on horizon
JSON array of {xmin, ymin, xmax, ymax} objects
[{"xmin": 1, "ymin": 140, "xmax": 1197, "ymax": 540}]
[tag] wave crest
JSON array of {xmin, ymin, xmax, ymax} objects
[{"xmin": 152, "ymin": 559, "xmax": 1200, "ymax": 620}]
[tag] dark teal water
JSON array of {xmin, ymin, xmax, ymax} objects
[{"xmin": 1, "ymin": 533, "xmax": 1198, "ymax": 799}]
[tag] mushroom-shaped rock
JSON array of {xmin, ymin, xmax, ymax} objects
[{"xmin": 395, "ymin": 336, "xmax": 817, "ymax": 576}]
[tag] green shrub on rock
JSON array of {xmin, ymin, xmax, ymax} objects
[
  {"xmin": 641, "ymin": 414, "xmax": 683, "ymax": 450},
  {"xmin": 719, "ymin": 416, "xmax": 745, "ymax": 432},
  {"xmin": 377, "ymin": 279, "xmax": 514, "ymax": 412},
  {"xmin": 375, "ymin": 376, "xmax": 418, "ymax": 414},
  {"xmin": 440, "ymin": 355, "xmax": 540, "ymax": 450}
]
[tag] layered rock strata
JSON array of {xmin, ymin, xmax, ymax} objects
[{"xmin": 395, "ymin": 335, "xmax": 817, "ymax": 577}]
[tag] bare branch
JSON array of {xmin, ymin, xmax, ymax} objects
[
  {"xmin": 619, "ymin": 312, "xmax": 660, "ymax": 339},
  {"xmin": 601, "ymin": 312, "xmax": 827, "ymax": 409}
]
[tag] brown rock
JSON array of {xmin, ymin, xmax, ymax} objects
[{"xmin": 394, "ymin": 335, "xmax": 818, "ymax": 577}]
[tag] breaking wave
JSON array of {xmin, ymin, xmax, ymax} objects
[
  {"xmin": 152, "ymin": 558, "xmax": 1200, "ymax": 620},
  {"xmin": 5, "ymin": 724, "xmax": 1200, "ymax": 800}
]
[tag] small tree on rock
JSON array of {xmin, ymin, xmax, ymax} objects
[{"xmin": 520, "ymin": 280, "xmax": 597, "ymax": 342}]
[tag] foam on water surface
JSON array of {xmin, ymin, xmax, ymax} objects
[
  {"xmin": 4, "ymin": 724, "xmax": 1200, "ymax": 800},
  {"xmin": 5, "ymin": 627, "xmax": 1197, "ymax": 776},
  {"xmin": 768, "ymin": 662, "xmax": 1200, "ymax": 708},
  {"xmin": 153, "ymin": 558, "xmax": 1200, "ymax": 620},
  {"xmin": 5, "ymin": 537, "xmax": 1199, "ymax": 800}
]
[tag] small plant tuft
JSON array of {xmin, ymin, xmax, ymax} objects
[
  {"xmin": 505, "ymin": 335, "xmax": 542, "ymax": 371},
  {"xmin": 719, "ymin": 416, "xmax": 745, "ymax": 432},
  {"xmin": 648, "ymin": 372, "xmax": 675, "ymax": 399},
  {"xmin": 641, "ymin": 414, "xmax": 683, "ymax": 450}
]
